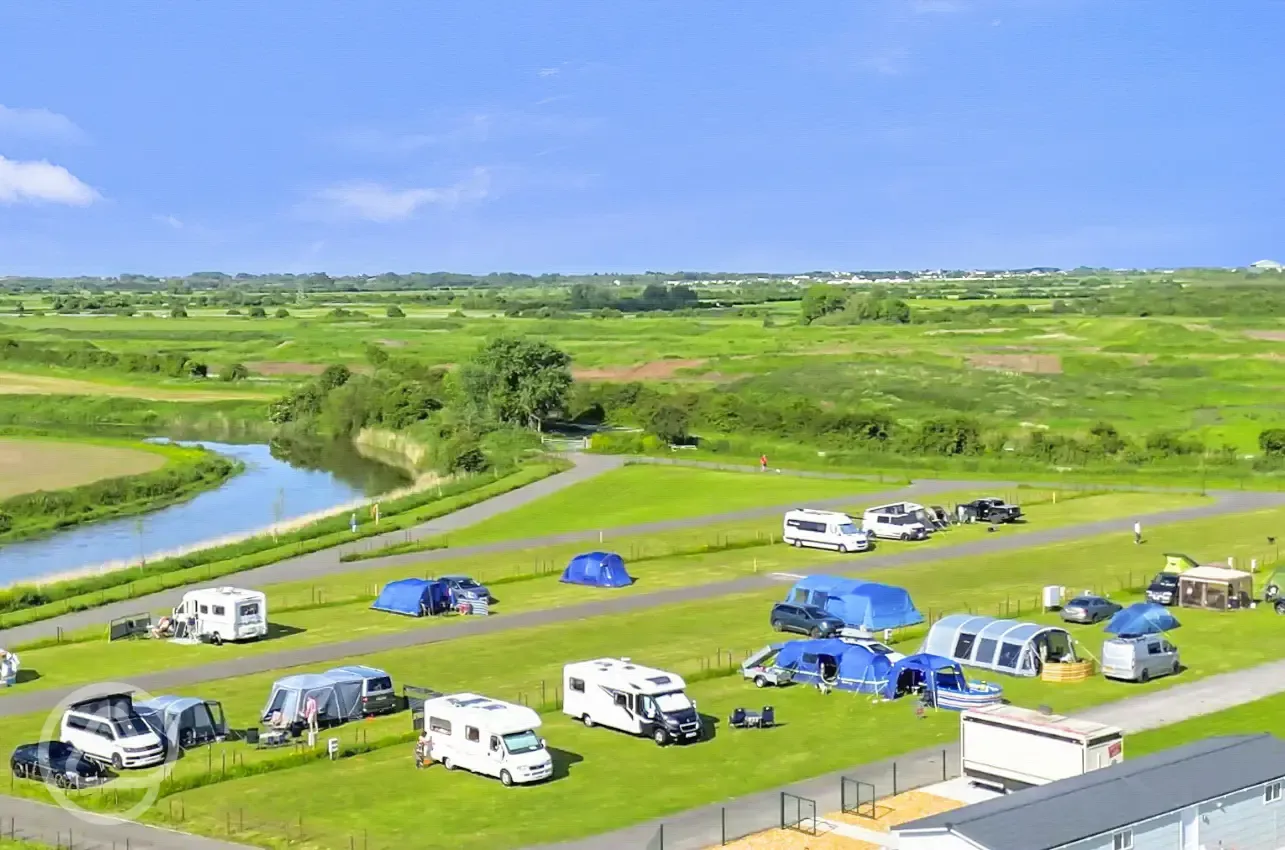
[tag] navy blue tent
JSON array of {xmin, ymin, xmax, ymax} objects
[
  {"xmin": 784, "ymin": 575, "xmax": 923, "ymax": 630},
  {"xmin": 772, "ymin": 638, "xmax": 894, "ymax": 693},
  {"xmin": 371, "ymin": 579, "xmax": 450, "ymax": 617},
  {"xmin": 561, "ymin": 552, "xmax": 634, "ymax": 588},
  {"xmin": 1105, "ymin": 602, "xmax": 1181, "ymax": 636}
]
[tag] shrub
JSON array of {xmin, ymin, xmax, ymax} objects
[
  {"xmin": 248, "ymin": 306, "xmax": 267, "ymax": 318},
  {"xmin": 386, "ymin": 305, "xmax": 405, "ymax": 318},
  {"xmin": 220, "ymin": 362, "xmax": 251, "ymax": 382},
  {"xmin": 274, "ymin": 307, "xmax": 290, "ymax": 318}
]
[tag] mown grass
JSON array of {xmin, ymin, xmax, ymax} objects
[
  {"xmin": 0, "ymin": 436, "xmax": 167, "ymax": 499},
  {"xmin": 5, "ymin": 502, "xmax": 1285, "ymax": 849},
  {"xmin": 1128, "ymin": 690, "xmax": 1285, "ymax": 758},
  {"xmin": 1, "ymin": 490, "xmax": 1205, "ymax": 693}
]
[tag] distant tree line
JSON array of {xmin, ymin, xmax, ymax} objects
[{"xmin": 0, "ymin": 338, "xmax": 209, "ymax": 378}]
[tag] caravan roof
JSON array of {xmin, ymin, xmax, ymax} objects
[
  {"xmin": 962, "ymin": 704, "xmax": 1122, "ymax": 743},
  {"xmin": 181, "ymin": 586, "xmax": 264, "ymax": 602},
  {"xmin": 786, "ymin": 509, "xmax": 854, "ymax": 522},
  {"xmin": 564, "ymin": 658, "xmax": 688, "ymax": 695},
  {"xmin": 421, "ymin": 693, "xmax": 542, "ymax": 734}
]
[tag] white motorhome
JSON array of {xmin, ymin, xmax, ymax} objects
[
  {"xmin": 171, "ymin": 587, "xmax": 267, "ymax": 645},
  {"xmin": 862, "ymin": 502, "xmax": 932, "ymax": 541},
  {"xmin": 422, "ymin": 693, "xmax": 552, "ymax": 786},
  {"xmin": 960, "ymin": 704, "xmax": 1124, "ymax": 792},
  {"xmin": 562, "ymin": 658, "xmax": 702, "ymax": 746},
  {"xmin": 60, "ymin": 693, "xmax": 165, "ymax": 770},
  {"xmin": 782, "ymin": 509, "xmax": 871, "ymax": 554}
]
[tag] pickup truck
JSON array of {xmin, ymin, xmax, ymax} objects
[{"xmin": 958, "ymin": 498, "xmax": 1023, "ymax": 524}]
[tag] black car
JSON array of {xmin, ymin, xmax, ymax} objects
[
  {"xmin": 10, "ymin": 742, "xmax": 107, "ymax": 789},
  {"xmin": 959, "ymin": 498, "xmax": 1023, "ymax": 524},
  {"xmin": 1145, "ymin": 572, "xmax": 1181, "ymax": 606},
  {"xmin": 770, "ymin": 603, "xmax": 845, "ymax": 638}
]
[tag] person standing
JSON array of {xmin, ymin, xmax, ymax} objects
[
  {"xmin": 1134, "ymin": 521, "xmax": 1143, "ymax": 545},
  {"xmin": 760, "ymin": 454, "xmax": 768, "ymax": 472},
  {"xmin": 350, "ymin": 512, "xmax": 358, "ymax": 534}
]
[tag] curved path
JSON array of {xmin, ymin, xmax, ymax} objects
[{"xmin": 0, "ymin": 488, "xmax": 1278, "ymax": 719}]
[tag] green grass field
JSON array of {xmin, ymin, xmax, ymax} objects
[
  {"xmin": 1128, "ymin": 689, "xmax": 1285, "ymax": 759},
  {"xmin": 5, "ymin": 500, "xmax": 1284, "ymax": 849},
  {"xmin": 0, "ymin": 436, "xmax": 166, "ymax": 498}
]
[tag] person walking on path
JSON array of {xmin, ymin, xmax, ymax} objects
[
  {"xmin": 760, "ymin": 454, "xmax": 768, "ymax": 472},
  {"xmin": 1134, "ymin": 520, "xmax": 1143, "ymax": 545}
]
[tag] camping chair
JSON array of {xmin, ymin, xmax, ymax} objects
[
  {"xmin": 728, "ymin": 708, "xmax": 747, "ymax": 728},
  {"xmin": 760, "ymin": 706, "xmax": 775, "ymax": 728}
]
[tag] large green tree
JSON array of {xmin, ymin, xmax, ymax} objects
[
  {"xmin": 800, "ymin": 285, "xmax": 847, "ymax": 324},
  {"xmin": 460, "ymin": 336, "xmax": 572, "ymax": 429}
]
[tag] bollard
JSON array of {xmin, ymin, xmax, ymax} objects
[
  {"xmin": 942, "ymin": 748, "xmax": 947, "ymax": 781},
  {"xmin": 893, "ymin": 761, "xmax": 898, "ymax": 795}
]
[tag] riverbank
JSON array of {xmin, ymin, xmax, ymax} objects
[{"xmin": 0, "ymin": 433, "xmax": 241, "ymax": 544}]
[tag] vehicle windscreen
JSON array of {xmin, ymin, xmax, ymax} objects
[
  {"xmin": 502, "ymin": 730, "xmax": 543, "ymax": 755},
  {"xmin": 456, "ymin": 578, "xmax": 481, "ymax": 589},
  {"xmin": 655, "ymin": 691, "xmax": 693, "ymax": 713},
  {"xmin": 1153, "ymin": 574, "xmax": 1178, "ymax": 587},
  {"xmin": 802, "ymin": 606, "xmax": 832, "ymax": 620},
  {"xmin": 113, "ymin": 715, "xmax": 152, "ymax": 737},
  {"xmin": 239, "ymin": 602, "xmax": 260, "ymax": 618},
  {"xmin": 837, "ymin": 523, "xmax": 860, "ymax": 535}
]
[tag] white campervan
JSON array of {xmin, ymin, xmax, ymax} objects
[
  {"xmin": 562, "ymin": 658, "xmax": 702, "ymax": 746},
  {"xmin": 171, "ymin": 587, "xmax": 267, "ymax": 645},
  {"xmin": 862, "ymin": 502, "xmax": 932, "ymax": 541},
  {"xmin": 782, "ymin": 509, "xmax": 871, "ymax": 554},
  {"xmin": 60, "ymin": 694, "xmax": 165, "ymax": 770},
  {"xmin": 422, "ymin": 693, "xmax": 552, "ymax": 786}
]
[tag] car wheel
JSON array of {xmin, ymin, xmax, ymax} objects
[
  {"xmin": 53, "ymin": 773, "xmax": 69, "ymax": 789},
  {"xmin": 771, "ymin": 619, "xmax": 783, "ymax": 632},
  {"xmin": 653, "ymin": 728, "xmax": 669, "ymax": 746},
  {"xmin": 1171, "ymin": 661, "xmax": 1181, "ymax": 676},
  {"xmin": 792, "ymin": 538, "xmax": 802, "ymax": 548},
  {"xmin": 1139, "ymin": 669, "xmax": 1151, "ymax": 684},
  {"xmin": 500, "ymin": 770, "xmax": 513, "ymax": 787},
  {"xmin": 810, "ymin": 627, "xmax": 823, "ymax": 638},
  {"xmin": 211, "ymin": 632, "xmax": 223, "ymax": 646},
  {"xmin": 10, "ymin": 761, "xmax": 24, "ymax": 779},
  {"xmin": 1267, "ymin": 584, "xmax": 1280, "ymax": 601},
  {"xmin": 839, "ymin": 544, "xmax": 849, "ymax": 554},
  {"xmin": 582, "ymin": 714, "xmax": 595, "ymax": 728},
  {"xmin": 111, "ymin": 753, "xmax": 124, "ymax": 771},
  {"xmin": 754, "ymin": 675, "xmax": 768, "ymax": 688},
  {"xmin": 442, "ymin": 757, "xmax": 455, "ymax": 771},
  {"xmin": 900, "ymin": 533, "xmax": 910, "ymax": 541}
]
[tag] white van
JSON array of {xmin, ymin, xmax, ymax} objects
[
  {"xmin": 422, "ymin": 693, "xmax": 552, "ymax": 786},
  {"xmin": 562, "ymin": 658, "xmax": 702, "ymax": 746},
  {"xmin": 60, "ymin": 694, "xmax": 165, "ymax": 770},
  {"xmin": 1101, "ymin": 636, "xmax": 1181, "ymax": 683},
  {"xmin": 862, "ymin": 503, "xmax": 931, "ymax": 541},
  {"xmin": 171, "ymin": 587, "xmax": 267, "ymax": 645},
  {"xmin": 782, "ymin": 510, "xmax": 871, "ymax": 554}
]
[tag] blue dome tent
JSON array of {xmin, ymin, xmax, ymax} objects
[
  {"xmin": 771, "ymin": 638, "xmax": 894, "ymax": 693},
  {"xmin": 784, "ymin": 575, "xmax": 923, "ymax": 630},
  {"xmin": 371, "ymin": 579, "xmax": 450, "ymax": 617},
  {"xmin": 919, "ymin": 614, "xmax": 1076, "ymax": 677},
  {"xmin": 884, "ymin": 654, "xmax": 1004, "ymax": 710},
  {"xmin": 561, "ymin": 552, "xmax": 634, "ymax": 588},
  {"xmin": 1105, "ymin": 602, "xmax": 1181, "ymax": 636}
]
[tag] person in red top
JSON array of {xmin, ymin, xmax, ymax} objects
[{"xmin": 760, "ymin": 454, "xmax": 768, "ymax": 472}]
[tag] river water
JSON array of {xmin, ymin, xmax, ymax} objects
[{"xmin": 0, "ymin": 440, "xmax": 411, "ymax": 586}]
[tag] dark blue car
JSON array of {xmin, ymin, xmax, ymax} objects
[
  {"xmin": 11, "ymin": 741, "xmax": 106, "ymax": 789},
  {"xmin": 769, "ymin": 603, "xmax": 845, "ymax": 638}
]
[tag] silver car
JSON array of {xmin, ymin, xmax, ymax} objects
[{"xmin": 1060, "ymin": 595, "xmax": 1122, "ymax": 624}]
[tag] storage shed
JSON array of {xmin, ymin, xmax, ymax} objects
[
  {"xmin": 1178, "ymin": 566, "xmax": 1253, "ymax": 611},
  {"xmin": 919, "ymin": 615, "xmax": 1077, "ymax": 677},
  {"xmin": 784, "ymin": 576, "xmax": 923, "ymax": 630},
  {"xmin": 561, "ymin": 552, "xmax": 634, "ymax": 588}
]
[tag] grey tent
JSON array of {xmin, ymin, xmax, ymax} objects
[
  {"xmin": 135, "ymin": 695, "xmax": 227, "ymax": 749},
  {"xmin": 261, "ymin": 672, "xmax": 365, "ymax": 730}
]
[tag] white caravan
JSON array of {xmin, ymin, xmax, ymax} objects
[
  {"xmin": 862, "ymin": 502, "xmax": 932, "ymax": 541},
  {"xmin": 422, "ymin": 693, "xmax": 552, "ymax": 786},
  {"xmin": 782, "ymin": 509, "xmax": 871, "ymax": 554},
  {"xmin": 171, "ymin": 587, "xmax": 267, "ymax": 645},
  {"xmin": 60, "ymin": 693, "xmax": 165, "ymax": 770},
  {"xmin": 562, "ymin": 658, "xmax": 703, "ymax": 746},
  {"xmin": 960, "ymin": 704, "xmax": 1124, "ymax": 792}
]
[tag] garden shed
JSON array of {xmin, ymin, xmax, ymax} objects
[
  {"xmin": 1178, "ymin": 566, "xmax": 1253, "ymax": 611},
  {"xmin": 785, "ymin": 576, "xmax": 923, "ymax": 630},
  {"xmin": 919, "ymin": 614, "xmax": 1077, "ymax": 677},
  {"xmin": 561, "ymin": 551, "xmax": 634, "ymax": 588}
]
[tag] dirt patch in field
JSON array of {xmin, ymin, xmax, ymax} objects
[
  {"xmin": 830, "ymin": 790, "xmax": 965, "ymax": 832},
  {"xmin": 721, "ymin": 826, "xmax": 876, "ymax": 850},
  {"xmin": 923, "ymin": 328, "xmax": 1009, "ymax": 335},
  {"xmin": 0, "ymin": 438, "xmax": 166, "ymax": 499},
  {"xmin": 968, "ymin": 354, "xmax": 1063, "ymax": 374},
  {"xmin": 1244, "ymin": 330, "xmax": 1285, "ymax": 342},
  {"xmin": 573, "ymin": 358, "xmax": 707, "ymax": 381},
  {"xmin": 0, "ymin": 371, "xmax": 272, "ymax": 401}
]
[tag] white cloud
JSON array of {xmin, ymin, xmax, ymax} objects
[
  {"xmin": 310, "ymin": 168, "xmax": 492, "ymax": 222},
  {"xmin": 0, "ymin": 156, "xmax": 99, "ymax": 206},
  {"xmin": 0, "ymin": 105, "xmax": 86, "ymax": 142},
  {"xmin": 154, "ymin": 214, "xmax": 184, "ymax": 229}
]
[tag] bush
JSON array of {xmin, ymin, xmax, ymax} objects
[
  {"xmin": 386, "ymin": 305, "xmax": 405, "ymax": 318},
  {"xmin": 220, "ymin": 362, "xmax": 251, "ymax": 382},
  {"xmin": 274, "ymin": 307, "xmax": 290, "ymax": 318},
  {"xmin": 645, "ymin": 404, "xmax": 690, "ymax": 444},
  {"xmin": 248, "ymin": 306, "xmax": 267, "ymax": 318},
  {"xmin": 169, "ymin": 307, "xmax": 187, "ymax": 318},
  {"xmin": 1260, "ymin": 428, "xmax": 1285, "ymax": 457}
]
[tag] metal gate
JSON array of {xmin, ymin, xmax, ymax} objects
[
  {"xmin": 780, "ymin": 792, "xmax": 817, "ymax": 835},
  {"xmin": 841, "ymin": 776, "xmax": 877, "ymax": 819}
]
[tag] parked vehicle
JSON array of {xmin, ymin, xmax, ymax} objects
[
  {"xmin": 60, "ymin": 694, "xmax": 165, "ymax": 770},
  {"xmin": 1264, "ymin": 568, "xmax": 1284, "ymax": 601},
  {"xmin": 324, "ymin": 665, "xmax": 400, "ymax": 716},
  {"xmin": 1059, "ymin": 595, "xmax": 1122, "ymax": 624},
  {"xmin": 862, "ymin": 503, "xmax": 931, "ymax": 541},
  {"xmin": 1145, "ymin": 572, "xmax": 1181, "ymax": 606},
  {"xmin": 562, "ymin": 658, "xmax": 702, "ymax": 745},
  {"xmin": 422, "ymin": 693, "xmax": 552, "ymax": 786},
  {"xmin": 439, "ymin": 575, "xmax": 492, "ymax": 604},
  {"xmin": 169, "ymin": 587, "xmax": 267, "ymax": 645},
  {"xmin": 10, "ymin": 741, "xmax": 107, "ymax": 788},
  {"xmin": 957, "ymin": 498, "xmax": 1023, "ymax": 524},
  {"xmin": 1101, "ymin": 636, "xmax": 1180, "ymax": 683},
  {"xmin": 960, "ymin": 704, "xmax": 1124, "ymax": 792},
  {"xmin": 781, "ymin": 509, "xmax": 871, "ymax": 554},
  {"xmin": 769, "ymin": 602, "xmax": 846, "ymax": 638}
]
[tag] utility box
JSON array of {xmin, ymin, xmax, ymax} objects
[
  {"xmin": 1042, "ymin": 586, "xmax": 1064, "ymax": 610},
  {"xmin": 960, "ymin": 704, "xmax": 1124, "ymax": 793}
]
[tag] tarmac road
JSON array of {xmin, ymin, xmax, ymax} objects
[{"xmin": 0, "ymin": 488, "xmax": 1277, "ymax": 719}]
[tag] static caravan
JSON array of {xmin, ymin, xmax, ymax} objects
[
  {"xmin": 861, "ymin": 503, "xmax": 932, "ymax": 541},
  {"xmin": 959, "ymin": 704, "xmax": 1123, "ymax": 792},
  {"xmin": 782, "ymin": 510, "xmax": 871, "ymax": 554},
  {"xmin": 562, "ymin": 658, "xmax": 702, "ymax": 746},
  {"xmin": 171, "ymin": 587, "xmax": 267, "ymax": 644},
  {"xmin": 422, "ymin": 693, "xmax": 552, "ymax": 786}
]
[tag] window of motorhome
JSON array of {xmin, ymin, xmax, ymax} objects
[
  {"xmin": 878, "ymin": 515, "xmax": 891, "ymax": 523},
  {"xmin": 67, "ymin": 715, "xmax": 91, "ymax": 732},
  {"xmin": 199, "ymin": 604, "xmax": 209, "ymax": 614},
  {"xmin": 212, "ymin": 605, "xmax": 226, "ymax": 616},
  {"xmin": 655, "ymin": 692, "xmax": 692, "ymax": 713},
  {"xmin": 465, "ymin": 726, "xmax": 480, "ymax": 743},
  {"xmin": 489, "ymin": 735, "xmax": 501, "ymax": 752},
  {"xmin": 613, "ymin": 693, "xmax": 630, "ymax": 710},
  {"xmin": 428, "ymin": 717, "xmax": 451, "ymax": 734},
  {"xmin": 837, "ymin": 522, "xmax": 860, "ymax": 535},
  {"xmin": 569, "ymin": 677, "xmax": 585, "ymax": 692},
  {"xmin": 239, "ymin": 602, "xmax": 260, "ymax": 617},
  {"xmin": 787, "ymin": 519, "xmax": 826, "ymax": 533},
  {"xmin": 503, "ymin": 730, "xmax": 542, "ymax": 754}
]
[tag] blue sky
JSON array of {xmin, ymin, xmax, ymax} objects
[{"xmin": 1, "ymin": 0, "xmax": 1282, "ymax": 276}]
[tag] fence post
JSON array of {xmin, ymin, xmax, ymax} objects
[
  {"xmin": 721, "ymin": 807, "xmax": 726, "ymax": 844},
  {"xmin": 893, "ymin": 762, "xmax": 898, "ymax": 796},
  {"xmin": 780, "ymin": 791, "xmax": 785, "ymax": 828},
  {"xmin": 659, "ymin": 823, "xmax": 664, "ymax": 849},
  {"xmin": 942, "ymin": 748, "xmax": 947, "ymax": 781}
]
